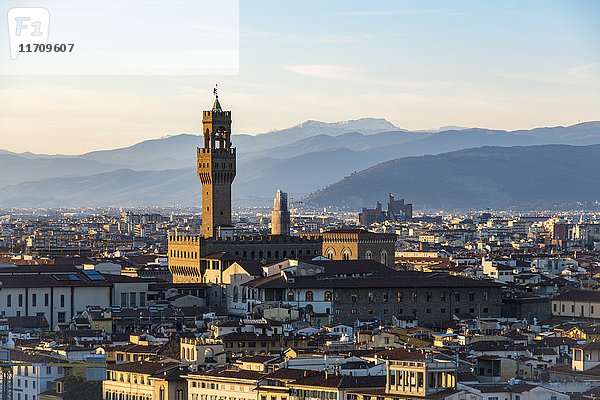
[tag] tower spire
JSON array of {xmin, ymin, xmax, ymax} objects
[{"xmin": 212, "ymin": 84, "xmax": 222, "ymax": 112}]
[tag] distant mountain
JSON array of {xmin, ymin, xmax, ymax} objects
[
  {"xmin": 0, "ymin": 169, "xmax": 199, "ymax": 208},
  {"xmin": 0, "ymin": 120, "xmax": 599, "ymax": 207},
  {"xmin": 0, "ymin": 153, "xmax": 116, "ymax": 185},
  {"xmin": 79, "ymin": 134, "xmax": 200, "ymax": 170},
  {"xmin": 304, "ymin": 144, "xmax": 600, "ymax": 210},
  {"xmin": 232, "ymin": 117, "xmax": 400, "ymax": 152}
]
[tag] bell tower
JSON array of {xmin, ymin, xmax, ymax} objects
[{"xmin": 197, "ymin": 87, "xmax": 236, "ymax": 238}]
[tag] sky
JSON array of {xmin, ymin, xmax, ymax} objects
[{"xmin": 0, "ymin": 0, "xmax": 599, "ymax": 154}]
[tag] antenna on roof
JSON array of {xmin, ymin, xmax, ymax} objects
[{"xmin": 213, "ymin": 84, "xmax": 218, "ymax": 99}]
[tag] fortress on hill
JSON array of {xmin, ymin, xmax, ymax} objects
[{"xmin": 167, "ymin": 91, "xmax": 396, "ymax": 283}]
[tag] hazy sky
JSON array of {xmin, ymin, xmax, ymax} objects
[{"xmin": 1, "ymin": 0, "xmax": 599, "ymax": 154}]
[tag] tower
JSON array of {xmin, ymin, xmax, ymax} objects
[
  {"xmin": 197, "ymin": 88, "xmax": 236, "ymax": 238},
  {"xmin": 271, "ymin": 190, "xmax": 290, "ymax": 235}
]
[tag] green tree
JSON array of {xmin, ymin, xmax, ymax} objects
[{"xmin": 63, "ymin": 375, "xmax": 102, "ymax": 400}]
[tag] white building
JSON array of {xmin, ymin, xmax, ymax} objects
[{"xmin": 0, "ymin": 266, "xmax": 112, "ymax": 329}]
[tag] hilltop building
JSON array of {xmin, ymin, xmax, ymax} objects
[{"xmin": 359, "ymin": 194, "xmax": 412, "ymax": 225}]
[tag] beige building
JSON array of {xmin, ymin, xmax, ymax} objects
[
  {"xmin": 168, "ymin": 234, "xmax": 202, "ymax": 283},
  {"xmin": 319, "ymin": 229, "xmax": 396, "ymax": 267},
  {"xmin": 346, "ymin": 349, "xmax": 465, "ymax": 400},
  {"xmin": 552, "ymin": 289, "xmax": 600, "ymax": 318},
  {"xmin": 104, "ymin": 360, "xmax": 186, "ymax": 400},
  {"xmin": 186, "ymin": 368, "xmax": 266, "ymax": 400},
  {"xmin": 180, "ymin": 337, "xmax": 226, "ymax": 368},
  {"xmin": 572, "ymin": 341, "xmax": 600, "ymax": 371}
]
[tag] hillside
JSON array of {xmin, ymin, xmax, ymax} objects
[{"xmin": 304, "ymin": 145, "xmax": 600, "ymax": 210}]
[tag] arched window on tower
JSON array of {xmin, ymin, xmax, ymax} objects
[
  {"xmin": 381, "ymin": 250, "xmax": 388, "ymax": 266},
  {"xmin": 305, "ymin": 291, "xmax": 313, "ymax": 301},
  {"xmin": 326, "ymin": 249, "xmax": 334, "ymax": 260}
]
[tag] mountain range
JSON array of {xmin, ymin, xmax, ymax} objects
[{"xmin": 0, "ymin": 119, "xmax": 599, "ymax": 209}]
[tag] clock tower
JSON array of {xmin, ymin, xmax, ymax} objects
[{"xmin": 197, "ymin": 88, "xmax": 236, "ymax": 238}]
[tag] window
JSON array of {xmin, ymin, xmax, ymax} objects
[
  {"xmin": 455, "ymin": 308, "xmax": 460, "ymax": 314},
  {"xmin": 18, "ymin": 294, "xmax": 23, "ymax": 307},
  {"xmin": 483, "ymin": 308, "xmax": 488, "ymax": 313},
  {"xmin": 426, "ymin": 309, "xmax": 431, "ymax": 314},
  {"xmin": 483, "ymin": 291, "xmax": 489, "ymax": 301},
  {"xmin": 351, "ymin": 294, "xmax": 357, "ymax": 302},
  {"xmin": 365, "ymin": 250, "xmax": 372, "ymax": 260},
  {"xmin": 7, "ymin": 294, "xmax": 11, "ymax": 307},
  {"xmin": 397, "ymin": 292, "xmax": 403, "ymax": 302},
  {"xmin": 397, "ymin": 309, "xmax": 403, "ymax": 315},
  {"xmin": 553, "ymin": 303, "xmax": 557, "ymax": 312},
  {"xmin": 368, "ymin": 292, "xmax": 374, "ymax": 302},
  {"xmin": 351, "ymin": 309, "xmax": 357, "ymax": 314},
  {"xmin": 383, "ymin": 292, "xmax": 389, "ymax": 302},
  {"xmin": 454, "ymin": 292, "xmax": 460, "ymax": 301},
  {"xmin": 367, "ymin": 309, "xmax": 373, "ymax": 314},
  {"xmin": 411, "ymin": 292, "xmax": 417, "ymax": 302},
  {"xmin": 440, "ymin": 308, "xmax": 446, "ymax": 313},
  {"xmin": 121, "ymin": 293, "xmax": 127, "ymax": 307},
  {"xmin": 45, "ymin": 293, "xmax": 49, "ymax": 307},
  {"xmin": 469, "ymin": 292, "xmax": 475, "ymax": 301},
  {"xmin": 426, "ymin": 292, "xmax": 432, "ymax": 302},
  {"xmin": 469, "ymin": 308, "xmax": 475, "ymax": 314},
  {"xmin": 440, "ymin": 291, "xmax": 446, "ymax": 301},
  {"xmin": 324, "ymin": 291, "xmax": 332, "ymax": 301},
  {"xmin": 342, "ymin": 251, "xmax": 350, "ymax": 260},
  {"xmin": 305, "ymin": 291, "xmax": 313, "ymax": 301},
  {"xmin": 130, "ymin": 292, "xmax": 137, "ymax": 307},
  {"xmin": 57, "ymin": 312, "xmax": 66, "ymax": 324},
  {"xmin": 383, "ymin": 308, "xmax": 388, "ymax": 314},
  {"xmin": 380, "ymin": 250, "xmax": 388, "ymax": 265},
  {"xmin": 32, "ymin": 294, "xmax": 37, "ymax": 307},
  {"xmin": 60, "ymin": 294, "xmax": 65, "ymax": 308},
  {"xmin": 140, "ymin": 292, "xmax": 146, "ymax": 307}
]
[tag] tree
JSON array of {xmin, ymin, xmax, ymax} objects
[{"xmin": 63, "ymin": 375, "xmax": 102, "ymax": 400}]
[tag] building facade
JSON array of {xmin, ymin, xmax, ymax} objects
[{"xmin": 320, "ymin": 229, "xmax": 396, "ymax": 267}]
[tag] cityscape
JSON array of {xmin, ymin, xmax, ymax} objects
[{"xmin": 2, "ymin": 1, "xmax": 600, "ymax": 400}]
